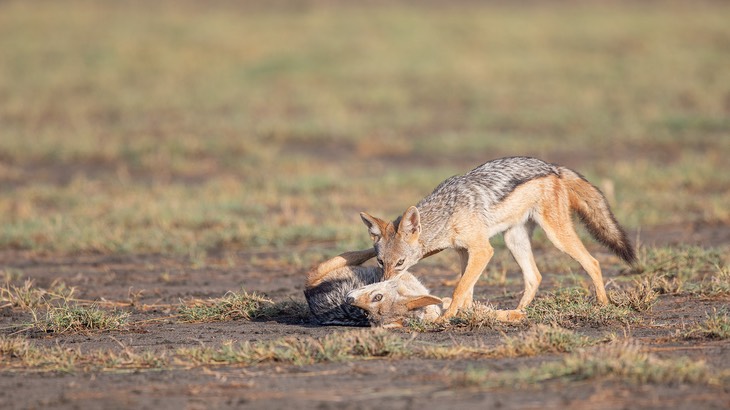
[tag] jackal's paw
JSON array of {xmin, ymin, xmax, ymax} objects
[
  {"xmin": 440, "ymin": 305, "xmax": 462, "ymax": 320},
  {"xmin": 442, "ymin": 298, "xmax": 471, "ymax": 318},
  {"xmin": 440, "ymin": 309, "xmax": 456, "ymax": 320},
  {"xmin": 433, "ymin": 315, "xmax": 449, "ymax": 325},
  {"xmin": 380, "ymin": 320, "xmax": 404, "ymax": 329},
  {"xmin": 493, "ymin": 309, "xmax": 526, "ymax": 323}
]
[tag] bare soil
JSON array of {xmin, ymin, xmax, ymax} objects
[{"xmin": 1, "ymin": 228, "xmax": 729, "ymax": 409}]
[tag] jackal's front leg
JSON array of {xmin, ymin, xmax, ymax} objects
[{"xmin": 442, "ymin": 243, "xmax": 493, "ymax": 318}]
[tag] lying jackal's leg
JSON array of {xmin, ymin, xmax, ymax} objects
[
  {"xmin": 306, "ymin": 248, "xmax": 377, "ymax": 288},
  {"xmin": 443, "ymin": 242, "xmax": 493, "ymax": 318},
  {"xmin": 504, "ymin": 224, "xmax": 542, "ymax": 309},
  {"xmin": 538, "ymin": 208, "xmax": 608, "ymax": 305}
]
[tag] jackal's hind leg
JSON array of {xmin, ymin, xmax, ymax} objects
[
  {"xmin": 504, "ymin": 224, "xmax": 542, "ymax": 310},
  {"xmin": 537, "ymin": 209, "xmax": 608, "ymax": 305}
]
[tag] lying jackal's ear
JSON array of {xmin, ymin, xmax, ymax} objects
[
  {"xmin": 360, "ymin": 212, "xmax": 384, "ymax": 242},
  {"xmin": 398, "ymin": 206, "xmax": 421, "ymax": 240},
  {"xmin": 405, "ymin": 295, "xmax": 442, "ymax": 311}
]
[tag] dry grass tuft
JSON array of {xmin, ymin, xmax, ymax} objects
[
  {"xmin": 553, "ymin": 341, "xmax": 713, "ymax": 384},
  {"xmin": 0, "ymin": 335, "xmax": 166, "ymax": 372},
  {"xmin": 494, "ymin": 324, "xmax": 605, "ymax": 357},
  {"xmin": 683, "ymin": 309, "xmax": 730, "ymax": 340},
  {"xmin": 178, "ymin": 329, "xmax": 408, "ymax": 366},
  {"xmin": 687, "ymin": 264, "xmax": 730, "ymax": 297},
  {"xmin": 455, "ymin": 340, "xmax": 718, "ymax": 388},
  {"xmin": 178, "ymin": 290, "xmax": 274, "ymax": 322},
  {"xmin": 526, "ymin": 288, "xmax": 638, "ymax": 327},
  {"xmin": 40, "ymin": 303, "xmax": 130, "ymax": 334},
  {"xmin": 633, "ymin": 247, "xmax": 726, "ymax": 296},
  {"xmin": 404, "ymin": 302, "xmax": 506, "ymax": 332},
  {"xmin": 0, "ymin": 280, "xmax": 75, "ymax": 311},
  {"xmin": 608, "ymin": 277, "xmax": 659, "ymax": 312},
  {"xmin": 417, "ymin": 325, "xmax": 605, "ymax": 360},
  {"xmin": 178, "ymin": 291, "xmax": 310, "ymax": 323},
  {"xmin": 448, "ymin": 302, "xmax": 502, "ymax": 330}
]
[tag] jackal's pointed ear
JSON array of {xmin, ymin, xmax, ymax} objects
[
  {"xmin": 398, "ymin": 206, "xmax": 421, "ymax": 240},
  {"xmin": 405, "ymin": 295, "xmax": 442, "ymax": 311},
  {"xmin": 360, "ymin": 212, "xmax": 385, "ymax": 242}
]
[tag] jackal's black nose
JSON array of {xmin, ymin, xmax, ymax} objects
[{"xmin": 345, "ymin": 296, "xmax": 355, "ymax": 305}]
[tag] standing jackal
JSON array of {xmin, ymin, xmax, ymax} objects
[{"xmin": 360, "ymin": 156, "xmax": 636, "ymax": 319}]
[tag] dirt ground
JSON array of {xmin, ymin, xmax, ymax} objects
[{"xmin": 1, "ymin": 223, "xmax": 728, "ymax": 410}]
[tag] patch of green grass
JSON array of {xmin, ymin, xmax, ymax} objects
[
  {"xmin": 535, "ymin": 341, "xmax": 714, "ymax": 385},
  {"xmin": 1, "ymin": 280, "xmax": 132, "ymax": 334},
  {"xmin": 456, "ymin": 341, "xmax": 719, "ymax": 389},
  {"xmin": 178, "ymin": 329, "xmax": 408, "ymax": 367},
  {"xmin": 178, "ymin": 290, "xmax": 310, "ymax": 323},
  {"xmin": 178, "ymin": 290, "xmax": 274, "ymax": 322},
  {"xmin": 3, "ymin": 326, "xmax": 608, "ymax": 372},
  {"xmin": 686, "ymin": 264, "xmax": 730, "ymax": 297},
  {"xmin": 4, "ymin": 331, "xmax": 404, "ymax": 372},
  {"xmin": 633, "ymin": 246, "xmax": 725, "ymax": 294},
  {"xmin": 0, "ymin": 335, "xmax": 165, "ymax": 372},
  {"xmin": 683, "ymin": 309, "xmax": 730, "ymax": 340},
  {"xmin": 0, "ymin": 336, "xmax": 35, "ymax": 361},
  {"xmin": 0, "ymin": 336, "xmax": 73, "ymax": 372},
  {"xmin": 619, "ymin": 246, "xmax": 729, "ymax": 298},
  {"xmin": 6, "ymin": 330, "xmax": 405, "ymax": 371},
  {"xmin": 1, "ymin": 280, "xmax": 144, "ymax": 335},
  {"xmin": 526, "ymin": 288, "xmax": 638, "ymax": 327},
  {"xmin": 178, "ymin": 290, "xmax": 309, "ymax": 322},
  {"xmin": 494, "ymin": 324, "xmax": 607, "ymax": 357},
  {"xmin": 416, "ymin": 325, "xmax": 605, "ymax": 360},
  {"xmin": 40, "ymin": 303, "xmax": 130, "ymax": 334}
]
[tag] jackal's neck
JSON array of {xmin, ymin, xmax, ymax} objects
[{"xmin": 414, "ymin": 205, "xmax": 453, "ymax": 254}]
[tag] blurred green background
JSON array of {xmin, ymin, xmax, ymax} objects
[{"xmin": 1, "ymin": 0, "xmax": 728, "ymax": 258}]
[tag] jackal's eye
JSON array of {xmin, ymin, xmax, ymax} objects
[
  {"xmin": 395, "ymin": 258, "xmax": 405, "ymax": 267},
  {"xmin": 372, "ymin": 294, "xmax": 383, "ymax": 302},
  {"xmin": 376, "ymin": 258, "xmax": 383, "ymax": 267}
]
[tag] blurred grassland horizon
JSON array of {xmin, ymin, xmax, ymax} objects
[{"xmin": 0, "ymin": 0, "xmax": 728, "ymax": 259}]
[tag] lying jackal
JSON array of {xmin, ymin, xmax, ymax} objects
[
  {"xmin": 304, "ymin": 249, "xmax": 444, "ymax": 327},
  {"xmin": 360, "ymin": 156, "xmax": 636, "ymax": 318}
]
